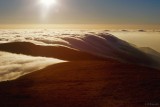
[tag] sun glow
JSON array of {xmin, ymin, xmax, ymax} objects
[
  {"xmin": 40, "ymin": 0, "xmax": 57, "ymax": 7},
  {"xmin": 39, "ymin": 0, "xmax": 58, "ymax": 20}
]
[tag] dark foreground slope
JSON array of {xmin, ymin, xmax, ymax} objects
[
  {"xmin": 0, "ymin": 42, "xmax": 106, "ymax": 61},
  {"xmin": 0, "ymin": 61, "xmax": 160, "ymax": 107}
]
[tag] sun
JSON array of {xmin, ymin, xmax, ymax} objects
[
  {"xmin": 39, "ymin": 0, "xmax": 59, "ymax": 20},
  {"xmin": 40, "ymin": 0, "xmax": 57, "ymax": 7}
]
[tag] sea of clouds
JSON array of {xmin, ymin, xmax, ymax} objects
[
  {"xmin": 0, "ymin": 29, "xmax": 160, "ymax": 52},
  {"xmin": 0, "ymin": 29, "xmax": 160, "ymax": 81}
]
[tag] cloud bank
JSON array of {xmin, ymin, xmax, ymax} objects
[
  {"xmin": 0, "ymin": 29, "xmax": 160, "ymax": 81},
  {"xmin": 0, "ymin": 29, "xmax": 160, "ymax": 64},
  {"xmin": 0, "ymin": 51, "xmax": 65, "ymax": 81}
]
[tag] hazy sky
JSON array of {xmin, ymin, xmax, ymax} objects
[{"xmin": 0, "ymin": 0, "xmax": 160, "ymax": 24}]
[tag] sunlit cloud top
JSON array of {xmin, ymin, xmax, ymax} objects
[{"xmin": 0, "ymin": 0, "xmax": 160, "ymax": 24}]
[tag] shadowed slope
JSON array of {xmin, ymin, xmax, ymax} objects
[
  {"xmin": 140, "ymin": 47, "xmax": 160, "ymax": 58},
  {"xmin": 60, "ymin": 33, "xmax": 156, "ymax": 66},
  {"xmin": 0, "ymin": 40, "xmax": 157, "ymax": 69},
  {"xmin": 0, "ymin": 42, "xmax": 107, "ymax": 61},
  {"xmin": 0, "ymin": 33, "xmax": 158, "ymax": 67},
  {"xmin": 0, "ymin": 61, "xmax": 159, "ymax": 107},
  {"xmin": 0, "ymin": 32, "xmax": 159, "ymax": 68}
]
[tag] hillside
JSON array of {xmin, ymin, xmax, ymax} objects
[{"xmin": 0, "ymin": 61, "xmax": 159, "ymax": 107}]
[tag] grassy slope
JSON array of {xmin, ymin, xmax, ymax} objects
[
  {"xmin": 0, "ymin": 42, "xmax": 107, "ymax": 61},
  {"xmin": 0, "ymin": 61, "xmax": 159, "ymax": 107}
]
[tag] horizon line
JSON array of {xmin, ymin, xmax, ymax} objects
[{"xmin": 0, "ymin": 24, "xmax": 159, "ymax": 29}]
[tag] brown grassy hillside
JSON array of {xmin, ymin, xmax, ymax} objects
[
  {"xmin": 0, "ymin": 42, "xmax": 108, "ymax": 61},
  {"xmin": 0, "ymin": 61, "xmax": 159, "ymax": 107}
]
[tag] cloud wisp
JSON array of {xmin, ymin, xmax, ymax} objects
[{"xmin": 0, "ymin": 51, "xmax": 65, "ymax": 81}]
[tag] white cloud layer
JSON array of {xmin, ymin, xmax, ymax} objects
[
  {"xmin": 0, "ymin": 29, "xmax": 160, "ymax": 81},
  {"xmin": 0, "ymin": 29, "xmax": 160, "ymax": 52},
  {"xmin": 0, "ymin": 51, "xmax": 65, "ymax": 81}
]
